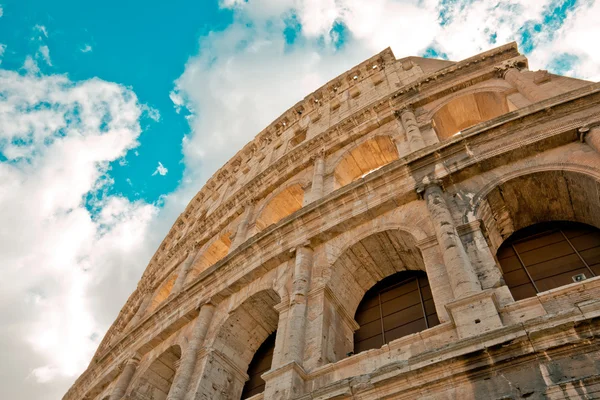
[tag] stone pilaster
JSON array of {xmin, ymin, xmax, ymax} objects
[
  {"xmin": 229, "ymin": 200, "xmax": 255, "ymax": 252},
  {"xmin": 166, "ymin": 300, "xmax": 216, "ymax": 400},
  {"xmin": 399, "ymin": 107, "xmax": 426, "ymax": 152},
  {"xmin": 307, "ymin": 151, "xmax": 326, "ymax": 203},
  {"xmin": 498, "ymin": 62, "xmax": 549, "ymax": 103},
  {"xmin": 285, "ymin": 244, "xmax": 313, "ymax": 364},
  {"xmin": 109, "ymin": 355, "xmax": 140, "ymax": 400},
  {"xmin": 422, "ymin": 183, "xmax": 481, "ymax": 299},
  {"xmin": 171, "ymin": 251, "xmax": 196, "ymax": 294},
  {"xmin": 263, "ymin": 245, "xmax": 313, "ymax": 400}
]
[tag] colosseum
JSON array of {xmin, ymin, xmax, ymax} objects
[{"xmin": 66, "ymin": 42, "xmax": 600, "ymax": 400}]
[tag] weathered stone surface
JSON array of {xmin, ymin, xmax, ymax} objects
[{"xmin": 66, "ymin": 43, "xmax": 600, "ymax": 400}]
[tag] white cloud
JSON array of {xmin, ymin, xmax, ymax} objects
[
  {"xmin": 0, "ymin": 66, "xmax": 159, "ymax": 399},
  {"xmin": 81, "ymin": 44, "xmax": 93, "ymax": 53},
  {"xmin": 0, "ymin": 6, "xmax": 3, "ymax": 18},
  {"xmin": 152, "ymin": 161, "xmax": 168, "ymax": 176},
  {"xmin": 142, "ymin": 104, "xmax": 161, "ymax": 122},
  {"xmin": 38, "ymin": 45, "xmax": 52, "ymax": 66},
  {"xmin": 35, "ymin": 24, "xmax": 48, "ymax": 38}
]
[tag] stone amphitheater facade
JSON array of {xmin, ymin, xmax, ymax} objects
[{"xmin": 66, "ymin": 42, "xmax": 600, "ymax": 400}]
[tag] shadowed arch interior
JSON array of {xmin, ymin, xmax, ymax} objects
[
  {"xmin": 129, "ymin": 345, "xmax": 181, "ymax": 400},
  {"xmin": 432, "ymin": 91, "xmax": 510, "ymax": 140},
  {"xmin": 330, "ymin": 229, "xmax": 426, "ymax": 318},
  {"xmin": 255, "ymin": 184, "xmax": 304, "ymax": 231},
  {"xmin": 202, "ymin": 289, "xmax": 281, "ymax": 399},
  {"xmin": 477, "ymin": 170, "xmax": 600, "ymax": 254},
  {"xmin": 334, "ymin": 136, "xmax": 399, "ymax": 188}
]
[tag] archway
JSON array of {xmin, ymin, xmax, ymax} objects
[
  {"xmin": 432, "ymin": 91, "xmax": 509, "ymax": 140},
  {"xmin": 255, "ymin": 184, "xmax": 304, "ymax": 231},
  {"xmin": 129, "ymin": 345, "xmax": 181, "ymax": 400},
  {"xmin": 497, "ymin": 221, "xmax": 600, "ymax": 301},
  {"xmin": 471, "ymin": 169, "xmax": 600, "ymax": 300},
  {"xmin": 188, "ymin": 231, "xmax": 232, "ymax": 280},
  {"xmin": 196, "ymin": 289, "xmax": 281, "ymax": 399},
  {"xmin": 322, "ymin": 228, "xmax": 445, "ymax": 361},
  {"xmin": 241, "ymin": 331, "xmax": 276, "ymax": 399},
  {"xmin": 333, "ymin": 136, "xmax": 399, "ymax": 188},
  {"xmin": 146, "ymin": 273, "xmax": 177, "ymax": 315}
]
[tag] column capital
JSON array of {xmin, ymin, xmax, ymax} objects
[
  {"xmin": 289, "ymin": 240, "xmax": 314, "ymax": 255},
  {"xmin": 416, "ymin": 176, "xmax": 443, "ymax": 198},
  {"xmin": 243, "ymin": 198, "xmax": 257, "ymax": 208},
  {"xmin": 494, "ymin": 59, "xmax": 527, "ymax": 79},
  {"xmin": 393, "ymin": 105, "xmax": 414, "ymax": 119},
  {"xmin": 309, "ymin": 148, "xmax": 326, "ymax": 161},
  {"xmin": 196, "ymin": 297, "xmax": 217, "ymax": 311},
  {"xmin": 119, "ymin": 354, "xmax": 141, "ymax": 370}
]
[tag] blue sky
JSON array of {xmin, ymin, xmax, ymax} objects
[
  {"xmin": 0, "ymin": 1, "xmax": 598, "ymax": 399},
  {"xmin": 0, "ymin": 0, "xmax": 233, "ymax": 204}
]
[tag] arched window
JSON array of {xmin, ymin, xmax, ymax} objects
[
  {"xmin": 241, "ymin": 332, "xmax": 276, "ymax": 399},
  {"xmin": 353, "ymin": 271, "xmax": 439, "ymax": 354},
  {"xmin": 497, "ymin": 221, "xmax": 600, "ymax": 301},
  {"xmin": 432, "ymin": 91, "xmax": 510, "ymax": 140},
  {"xmin": 333, "ymin": 136, "xmax": 399, "ymax": 188},
  {"xmin": 255, "ymin": 184, "xmax": 304, "ymax": 232},
  {"xmin": 129, "ymin": 345, "xmax": 181, "ymax": 400}
]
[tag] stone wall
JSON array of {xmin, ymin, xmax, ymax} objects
[{"xmin": 65, "ymin": 42, "xmax": 600, "ymax": 400}]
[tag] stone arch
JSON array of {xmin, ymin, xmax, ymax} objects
[
  {"xmin": 146, "ymin": 273, "xmax": 178, "ymax": 315},
  {"xmin": 254, "ymin": 183, "xmax": 305, "ymax": 232},
  {"xmin": 129, "ymin": 345, "xmax": 181, "ymax": 400},
  {"xmin": 469, "ymin": 167, "xmax": 600, "ymax": 255},
  {"xmin": 195, "ymin": 288, "xmax": 282, "ymax": 399},
  {"xmin": 332, "ymin": 135, "xmax": 399, "ymax": 188},
  {"xmin": 432, "ymin": 89, "xmax": 511, "ymax": 140},
  {"xmin": 187, "ymin": 230, "xmax": 232, "ymax": 281},
  {"xmin": 327, "ymin": 228, "xmax": 426, "ymax": 319}
]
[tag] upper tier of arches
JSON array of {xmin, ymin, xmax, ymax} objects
[{"xmin": 131, "ymin": 43, "xmax": 597, "ymax": 324}]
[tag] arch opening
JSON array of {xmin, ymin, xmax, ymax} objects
[
  {"xmin": 129, "ymin": 345, "xmax": 181, "ymax": 400},
  {"xmin": 255, "ymin": 184, "xmax": 304, "ymax": 232},
  {"xmin": 188, "ymin": 231, "xmax": 232, "ymax": 280},
  {"xmin": 334, "ymin": 136, "xmax": 399, "ymax": 188},
  {"xmin": 198, "ymin": 289, "xmax": 281, "ymax": 399},
  {"xmin": 325, "ymin": 229, "xmax": 438, "ymax": 361},
  {"xmin": 497, "ymin": 221, "xmax": 600, "ymax": 301},
  {"xmin": 354, "ymin": 270, "xmax": 439, "ymax": 354},
  {"xmin": 432, "ymin": 91, "xmax": 510, "ymax": 140},
  {"xmin": 241, "ymin": 331, "xmax": 276, "ymax": 399},
  {"xmin": 146, "ymin": 273, "xmax": 178, "ymax": 315}
]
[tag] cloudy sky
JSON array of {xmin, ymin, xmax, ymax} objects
[{"xmin": 0, "ymin": 0, "xmax": 598, "ymax": 399}]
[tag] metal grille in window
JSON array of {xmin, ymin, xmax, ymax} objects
[
  {"xmin": 353, "ymin": 271, "xmax": 439, "ymax": 354},
  {"xmin": 497, "ymin": 221, "xmax": 600, "ymax": 301}
]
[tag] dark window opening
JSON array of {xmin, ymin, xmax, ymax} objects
[
  {"xmin": 353, "ymin": 270, "xmax": 439, "ymax": 354},
  {"xmin": 241, "ymin": 331, "xmax": 276, "ymax": 399},
  {"xmin": 497, "ymin": 221, "xmax": 600, "ymax": 301}
]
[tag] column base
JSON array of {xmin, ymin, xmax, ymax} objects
[
  {"xmin": 445, "ymin": 289, "xmax": 503, "ymax": 340},
  {"xmin": 263, "ymin": 361, "xmax": 308, "ymax": 400}
]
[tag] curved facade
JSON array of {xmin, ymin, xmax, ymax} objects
[{"xmin": 66, "ymin": 43, "xmax": 600, "ymax": 400}]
